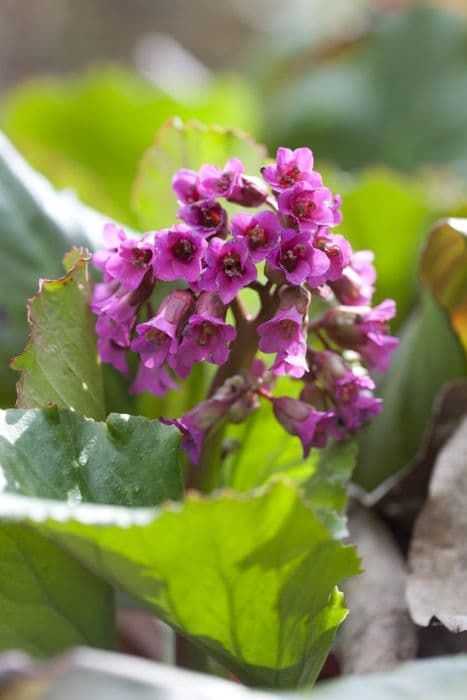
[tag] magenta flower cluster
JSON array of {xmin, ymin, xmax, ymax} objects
[{"xmin": 92, "ymin": 146, "xmax": 398, "ymax": 463}]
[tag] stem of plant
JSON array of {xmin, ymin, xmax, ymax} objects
[{"xmin": 178, "ymin": 282, "xmax": 279, "ymax": 671}]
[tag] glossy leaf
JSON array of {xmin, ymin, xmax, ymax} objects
[
  {"xmin": 11, "ymin": 252, "xmax": 105, "ymax": 420},
  {"xmin": 0, "ymin": 524, "xmax": 115, "ymax": 656},
  {"xmin": 0, "ymin": 131, "xmax": 107, "ymax": 406},
  {"xmin": 0, "ymin": 407, "xmax": 182, "ymax": 505},
  {"xmin": 0, "ymin": 481, "xmax": 359, "ymax": 688},
  {"xmin": 223, "ymin": 400, "xmax": 356, "ymax": 535},
  {"xmin": 420, "ymin": 217, "xmax": 467, "ymax": 351},
  {"xmin": 133, "ymin": 119, "xmax": 266, "ymax": 230},
  {"xmin": 355, "ymin": 291, "xmax": 466, "ymax": 491}
]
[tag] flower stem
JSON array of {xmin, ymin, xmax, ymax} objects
[{"xmin": 185, "ymin": 283, "xmax": 278, "ymax": 494}]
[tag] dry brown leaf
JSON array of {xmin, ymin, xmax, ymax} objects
[
  {"xmin": 339, "ymin": 502, "xmax": 417, "ymax": 673},
  {"xmin": 407, "ymin": 416, "xmax": 467, "ymax": 631}
]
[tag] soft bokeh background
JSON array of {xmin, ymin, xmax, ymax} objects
[{"xmin": 0, "ymin": 0, "xmax": 466, "ymax": 491}]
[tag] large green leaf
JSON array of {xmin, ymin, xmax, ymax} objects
[
  {"xmin": 355, "ymin": 291, "xmax": 466, "ymax": 491},
  {"xmin": 133, "ymin": 119, "xmax": 267, "ymax": 230},
  {"xmin": 11, "ymin": 252, "xmax": 105, "ymax": 420},
  {"xmin": 420, "ymin": 217, "xmax": 467, "ymax": 351},
  {"xmin": 0, "ymin": 525, "xmax": 115, "ymax": 657},
  {"xmin": 223, "ymin": 400, "xmax": 356, "ymax": 536},
  {"xmin": 0, "ymin": 407, "xmax": 182, "ymax": 505},
  {"xmin": 1, "ymin": 67, "xmax": 259, "ymax": 226},
  {"xmin": 0, "ymin": 131, "xmax": 108, "ymax": 406},
  {"xmin": 0, "ymin": 480, "xmax": 359, "ymax": 688}
]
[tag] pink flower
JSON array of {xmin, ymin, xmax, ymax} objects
[
  {"xmin": 323, "ymin": 300, "xmax": 399, "ymax": 371},
  {"xmin": 258, "ymin": 306, "xmax": 305, "ymax": 355},
  {"xmin": 154, "ymin": 225, "xmax": 207, "ymax": 283},
  {"xmin": 271, "ymin": 350, "xmax": 309, "ymax": 378},
  {"xmin": 311, "ymin": 229, "xmax": 352, "ymax": 287},
  {"xmin": 198, "ymin": 158, "xmax": 244, "ymax": 199},
  {"xmin": 129, "ymin": 364, "xmax": 177, "ymax": 396},
  {"xmin": 92, "ymin": 222, "xmax": 127, "ymax": 278},
  {"xmin": 272, "ymin": 396, "xmax": 333, "ymax": 457},
  {"xmin": 267, "ymin": 229, "xmax": 330, "ymax": 286},
  {"xmin": 163, "ymin": 399, "xmax": 229, "ymax": 465},
  {"xmin": 93, "ymin": 224, "xmax": 155, "ymax": 291},
  {"xmin": 262, "ymin": 147, "xmax": 322, "ymax": 191},
  {"xmin": 91, "ymin": 280, "xmax": 138, "ymax": 325},
  {"xmin": 334, "ymin": 372, "xmax": 382, "ymax": 431},
  {"xmin": 227, "ymin": 175, "xmax": 269, "ymax": 208},
  {"xmin": 231, "ymin": 211, "xmax": 281, "ymax": 262},
  {"xmin": 172, "ymin": 169, "xmax": 201, "ymax": 205},
  {"xmin": 104, "ymin": 237, "xmax": 155, "ymax": 291},
  {"xmin": 331, "ymin": 194, "xmax": 343, "ymax": 226},
  {"xmin": 98, "ymin": 335, "xmax": 130, "ymax": 377},
  {"xmin": 331, "ymin": 250, "xmax": 376, "ymax": 306},
  {"xmin": 278, "ymin": 183, "xmax": 335, "ymax": 231},
  {"xmin": 178, "ymin": 199, "xmax": 227, "ymax": 237},
  {"xmin": 130, "ymin": 290, "xmax": 194, "ymax": 368},
  {"xmin": 258, "ymin": 306, "xmax": 308, "ymax": 379},
  {"xmin": 173, "ymin": 293, "xmax": 236, "ymax": 376},
  {"xmin": 199, "ymin": 237, "xmax": 256, "ymax": 304}
]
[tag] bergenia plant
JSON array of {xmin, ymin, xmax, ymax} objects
[
  {"xmin": 0, "ymin": 127, "xmax": 403, "ymax": 690},
  {"xmin": 92, "ymin": 145, "xmax": 398, "ymax": 486}
]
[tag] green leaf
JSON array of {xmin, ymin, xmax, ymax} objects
[
  {"xmin": 420, "ymin": 217, "xmax": 467, "ymax": 351},
  {"xmin": 1, "ymin": 68, "xmax": 259, "ymax": 227},
  {"xmin": 0, "ymin": 480, "xmax": 359, "ymax": 688},
  {"xmin": 11, "ymin": 252, "xmax": 105, "ymax": 421},
  {"xmin": 223, "ymin": 400, "xmax": 356, "ymax": 535},
  {"xmin": 355, "ymin": 291, "xmax": 466, "ymax": 491},
  {"xmin": 0, "ymin": 131, "xmax": 108, "ymax": 406},
  {"xmin": 334, "ymin": 169, "xmax": 432, "ymax": 324},
  {"xmin": 0, "ymin": 407, "xmax": 182, "ymax": 505},
  {"xmin": 259, "ymin": 4, "xmax": 467, "ymax": 176},
  {"xmin": 133, "ymin": 119, "xmax": 267, "ymax": 230},
  {"xmin": 0, "ymin": 524, "xmax": 115, "ymax": 657}
]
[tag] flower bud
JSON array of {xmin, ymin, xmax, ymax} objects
[{"xmin": 227, "ymin": 175, "xmax": 269, "ymax": 207}]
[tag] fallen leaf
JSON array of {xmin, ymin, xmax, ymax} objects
[{"xmin": 407, "ymin": 416, "xmax": 467, "ymax": 631}]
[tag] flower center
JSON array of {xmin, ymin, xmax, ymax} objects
[
  {"xmin": 315, "ymin": 237, "xmax": 339, "ymax": 257},
  {"xmin": 278, "ymin": 164, "xmax": 300, "ymax": 188},
  {"xmin": 217, "ymin": 173, "xmax": 232, "ymax": 194},
  {"xmin": 145, "ymin": 328, "xmax": 168, "ymax": 348},
  {"xmin": 292, "ymin": 194, "xmax": 316, "ymax": 219},
  {"xmin": 281, "ymin": 243, "xmax": 307, "ymax": 271},
  {"xmin": 246, "ymin": 223, "xmax": 267, "ymax": 249},
  {"xmin": 197, "ymin": 321, "xmax": 216, "ymax": 346},
  {"xmin": 186, "ymin": 184, "xmax": 199, "ymax": 204},
  {"xmin": 131, "ymin": 247, "xmax": 152, "ymax": 267},
  {"xmin": 222, "ymin": 252, "xmax": 243, "ymax": 278},
  {"xmin": 172, "ymin": 237, "xmax": 196, "ymax": 262},
  {"xmin": 278, "ymin": 319, "xmax": 297, "ymax": 339},
  {"xmin": 199, "ymin": 204, "xmax": 222, "ymax": 228}
]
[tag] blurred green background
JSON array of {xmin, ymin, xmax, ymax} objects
[{"xmin": 0, "ymin": 0, "xmax": 466, "ymax": 490}]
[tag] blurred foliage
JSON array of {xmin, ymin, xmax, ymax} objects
[
  {"xmin": 255, "ymin": 3, "xmax": 467, "ymax": 175},
  {"xmin": 133, "ymin": 118, "xmax": 266, "ymax": 230},
  {"xmin": 356, "ymin": 290, "xmax": 466, "ymax": 491},
  {"xmin": 0, "ymin": 67, "xmax": 259, "ymax": 227}
]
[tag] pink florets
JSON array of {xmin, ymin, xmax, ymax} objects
[{"xmin": 91, "ymin": 143, "xmax": 398, "ymax": 462}]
